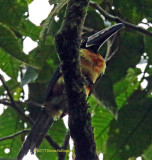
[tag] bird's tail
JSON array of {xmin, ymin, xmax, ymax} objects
[{"xmin": 17, "ymin": 110, "xmax": 53, "ymax": 160}]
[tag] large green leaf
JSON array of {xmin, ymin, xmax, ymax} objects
[
  {"xmin": 0, "ymin": 23, "xmax": 40, "ymax": 68},
  {"xmin": 0, "ymin": 0, "xmax": 28, "ymax": 27},
  {"xmin": 105, "ymin": 98, "xmax": 152, "ymax": 160}
]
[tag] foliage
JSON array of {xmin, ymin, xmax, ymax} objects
[{"xmin": 0, "ymin": 0, "xmax": 152, "ymax": 160}]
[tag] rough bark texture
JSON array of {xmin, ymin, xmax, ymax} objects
[{"xmin": 55, "ymin": 0, "xmax": 98, "ymax": 160}]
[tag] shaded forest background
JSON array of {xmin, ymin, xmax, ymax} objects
[{"xmin": 0, "ymin": 0, "xmax": 152, "ymax": 160}]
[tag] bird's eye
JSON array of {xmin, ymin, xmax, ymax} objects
[{"xmin": 81, "ymin": 39, "xmax": 85, "ymax": 43}]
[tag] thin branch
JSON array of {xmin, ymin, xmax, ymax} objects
[
  {"xmin": 0, "ymin": 129, "xmax": 30, "ymax": 141},
  {"xmin": 89, "ymin": 1, "xmax": 152, "ymax": 37},
  {"xmin": 0, "ymin": 100, "xmax": 11, "ymax": 106},
  {"xmin": 62, "ymin": 131, "xmax": 70, "ymax": 149},
  {"xmin": 0, "ymin": 74, "xmax": 33, "ymax": 124},
  {"xmin": 45, "ymin": 135, "xmax": 60, "ymax": 150},
  {"xmin": 0, "ymin": 99, "xmax": 43, "ymax": 109}
]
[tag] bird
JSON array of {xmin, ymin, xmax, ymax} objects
[{"xmin": 17, "ymin": 23, "xmax": 124, "ymax": 160}]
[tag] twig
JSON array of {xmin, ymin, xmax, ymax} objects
[
  {"xmin": 0, "ymin": 129, "xmax": 30, "ymax": 141},
  {"xmin": 89, "ymin": 1, "xmax": 152, "ymax": 37}
]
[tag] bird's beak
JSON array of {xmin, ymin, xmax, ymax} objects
[{"xmin": 86, "ymin": 23, "xmax": 124, "ymax": 51}]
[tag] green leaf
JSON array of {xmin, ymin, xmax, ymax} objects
[
  {"xmin": 0, "ymin": 0, "xmax": 28, "ymax": 27},
  {"xmin": 105, "ymin": 98, "xmax": 152, "ymax": 160},
  {"xmin": 0, "ymin": 23, "xmax": 40, "ymax": 68}
]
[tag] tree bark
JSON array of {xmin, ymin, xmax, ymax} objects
[{"xmin": 55, "ymin": 0, "xmax": 98, "ymax": 160}]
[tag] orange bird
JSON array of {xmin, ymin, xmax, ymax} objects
[{"xmin": 17, "ymin": 23, "xmax": 124, "ymax": 160}]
